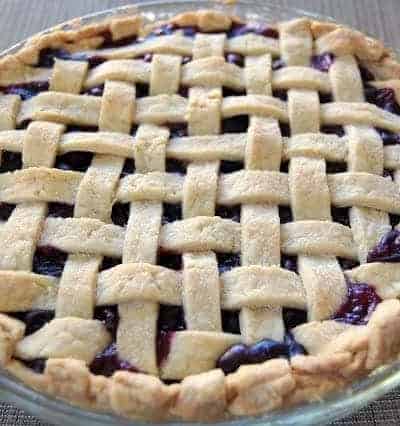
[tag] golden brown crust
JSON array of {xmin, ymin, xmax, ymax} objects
[{"xmin": 1, "ymin": 8, "xmax": 400, "ymax": 422}]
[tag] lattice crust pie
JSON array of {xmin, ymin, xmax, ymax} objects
[{"xmin": 2, "ymin": 8, "xmax": 400, "ymax": 421}]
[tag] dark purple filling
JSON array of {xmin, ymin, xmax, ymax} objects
[
  {"xmin": 283, "ymin": 308, "xmax": 307, "ymax": 330},
  {"xmin": 94, "ymin": 305, "xmax": 119, "ymax": 338},
  {"xmin": 222, "ymin": 116, "xmax": 249, "ymax": 133},
  {"xmin": 37, "ymin": 48, "xmax": 106, "ymax": 69},
  {"xmin": 32, "ymin": 246, "xmax": 68, "ymax": 277},
  {"xmin": 1, "ymin": 81, "xmax": 49, "ymax": 100},
  {"xmin": 158, "ymin": 252, "xmax": 182, "ymax": 270},
  {"xmin": 383, "ymin": 169, "xmax": 394, "ymax": 179},
  {"xmin": 376, "ymin": 128, "xmax": 400, "ymax": 146},
  {"xmin": 157, "ymin": 305, "xmax": 186, "ymax": 366},
  {"xmin": 136, "ymin": 83, "xmax": 149, "ymax": 98},
  {"xmin": 220, "ymin": 161, "xmax": 244, "ymax": 173},
  {"xmin": 90, "ymin": 343, "xmax": 138, "ymax": 376},
  {"xmin": 281, "ymin": 255, "xmax": 298, "ymax": 273},
  {"xmin": 54, "ymin": 152, "xmax": 93, "ymax": 172},
  {"xmin": 365, "ymin": 87, "xmax": 400, "ymax": 115},
  {"xmin": 367, "ymin": 229, "xmax": 400, "ymax": 263},
  {"xmin": 99, "ymin": 257, "xmax": 122, "ymax": 272},
  {"xmin": 272, "ymin": 58, "xmax": 285, "ymax": 70},
  {"xmin": 390, "ymin": 214, "xmax": 400, "ymax": 228},
  {"xmin": 0, "ymin": 202, "xmax": 16, "ymax": 220},
  {"xmin": 99, "ymin": 32, "xmax": 138, "ymax": 49},
  {"xmin": 215, "ymin": 205, "xmax": 241, "ymax": 222},
  {"xmin": 320, "ymin": 125, "xmax": 345, "ymax": 137},
  {"xmin": 178, "ymin": 86, "xmax": 189, "ymax": 97},
  {"xmin": 338, "ymin": 258, "xmax": 360, "ymax": 270},
  {"xmin": 222, "ymin": 87, "xmax": 245, "ymax": 97},
  {"xmin": 84, "ymin": 84, "xmax": 104, "ymax": 97},
  {"xmin": 23, "ymin": 359, "xmax": 47, "ymax": 374},
  {"xmin": 120, "ymin": 159, "xmax": 136, "ymax": 178},
  {"xmin": 319, "ymin": 92, "xmax": 333, "ymax": 104},
  {"xmin": 227, "ymin": 22, "xmax": 279, "ymax": 39},
  {"xmin": 47, "ymin": 202, "xmax": 74, "ymax": 218},
  {"xmin": 11, "ymin": 310, "xmax": 55, "ymax": 336},
  {"xmin": 166, "ymin": 159, "xmax": 186, "ymax": 174},
  {"xmin": 311, "ymin": 53, "xmax": 335, "ymax": 72},
  {"xmin": 333, "ymin": 281, "xmax": 382, "ymax": 325},
  {"xmin": 167, "ymin": 123, "xmax": 188, "ymax": 138},
  {"xmin": 326, "ymin": 162, "xmax": 347, "ymax": 173},
  {"xmin": 216, "ymin": 332, "xmax": 306, "ymax": 374},
  {"xmin": 279, "ymin": 206, "xmax": 293, "ymax": 224},
  {"xmin": 359, "ymin": 66, "xmax": 375, "ymax": 84},
  {"xmin": 111, "ymin": 202, "xmax": 130, "ymax": 227},
  {"xmin": 225, "ymin": 53, "xmax": 244, "ymax": 67},
  {"xmin": 280, "ymin": 161, "xmax": 289, "ymax": 173},
  {"xmin": 217, "ymin": 253, "xmax": 241, "ymax": 273},
  {"xmin": 162, "ymin": 203, "xmax": 182, "ymax": 224},
  {"xmin": 273, "ymin": 89, "xmax": 288, "ymax": 101},
  {"xmin": 331, "ymin": 207, "xmax": 350, "ymax": 227},
  {"xmin": 0, "ymin": 151, "xmax": 22, "ymax": 172},
  {"xmin": 279, "ymin": 123, "xmax": 291, "ymax": 137},
  {"xmin": 221, "ymin": 310, "xmax": 240, "ymax": 334}
]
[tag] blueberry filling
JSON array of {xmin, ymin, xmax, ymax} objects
[
  {"xmin": 222, "ymin": 87, "xmax": 245, "ymax": 97},
  {"xmin": 279, "ymin": 206, "xmax": 293, "ymax": 224},
  {"xmin": 111, "ymin": 203, "xmax": 130, "ymax": 227},
  {"xmin": 84, "ymin": 84, "xmax": 104, "ymax": 97},
  {"xmin": 23, "ymin": 359, "xmax": 47, "ymax": 374},
  {"xmin": 167, "ymin": 123, "xmax": 188, "ymax": 138},
  {"xmin": 166, "ymin": 159, "xmax": 186, "ymax": 174},
  {"xmin": 338, "ymin": 258, "xmax": 360, "ymax": 270},
  {"xmin": 37, "ymin": 48, "xmax": 106, "ymax": 69},
  {"xmin": 162, "ymin": 203, "xmax": 182, "ymax": 224},
  {"xmin": 120, "ymin": 158, "xmax": 136, "ymax": 178},
  {"xmin": 376, "ymin": 128, "xmax": 400, "ymax": 145},
  {"xmin": 331, "ymin": 207, "xmax": 350, "ymax": 227},
  {"xmin": 383, "ymin": 169, "xmax": 394, "ymax": 180},
  {"xmin": 320, "ymin": 125, "xmax": 345, "ymax": 137},
  {"xmin": 90, "ymin": 343, "xmax": 138, "ymax": 376},
  {"xmin": 227, "ymin": 23, "xmax": 279, "ymax": 39},
  {"xmin": 32, "ymin": 246, "xmax": 68, "ymax": 277},
  {"xmin": 220, "ymin": 161, "xmax": 244, "ymax": 173},
  {"xmin": 94, "ymin": 305, "xmax": 119, "ymax": 338},
  {"xmin": 0, "ymin": 202, "xmax": 16, "ymax": 221},
  {"xmin": 311, "ymin": 53, "xmax": 335, "ymax": 72},
  {"xmin": 222, "ymin": 116, "xmax": 249, "ymax": 133},
  {"xmin": 1, "ymin": 81, "xmax": 49, "ymax": 100},
  {"xmin": 319, "ymin": 92, "xmax": 333, "ymax": 104},
  {"xmin": 216, "ymin": 333, "xmax": 306, "ymax": 374},
  {"xmin": 157, "ymin": 305, "xmax": 186, "ymax": 366},
  {"xmin": 135, "ymin": 83, "xmax": 149, "ymax": 98},
  {"xmin": 283, "ymin": 308, "xmax": 307, "ymax": 330},
  {"xmin": 215, "ymin": 205, "xmax": 241, "ymax": 222},
  {"xmin": 54, "ymin": 152, "xmax": 93, "ymax": 172},
  {"xmin": 333, "ymin": 281, "xmax": 382, "ymax": 325},
  {"xmin": 225, "ymin": 53, "xmax": 244, "ymax": 67},
  {"xmin": 217, "ymin": 253, "xmax": 241, "ymax": 273},
  {"xmin": 47, "ymin": 202, "xmax": 74, "ymax": 218},
  {"xmin": 99, "ymin": 257, "xmax": 122, "ymax": 272},
  {"xmin": 0, "ymin": 151, "xmax": 22, "ymax": 172},
  {"xmin": 359, "ymin": 66, "xmax": 375, "ymax": 84},
  {"xmin": 11, "ymin": 310, "xmax": 55, "ymax": 336},
  {"xmin": 365, "ymin": 87, "xmax": 400, "ymax": 115},
  {"xmin": 273, "ymin": 89, "xmax": 288, "ymax": 102},
  {"xmin": 280, "ymin": 161, "xmax": 289, "ymax": 173},
  {"xmin": 281, "ymin": 255, "xmax": 298, "ymax": 273},
  {"xmin": 272, "ymin": 58, "xmax": 285, "ymax": 70},
  {"xmin": 158, "ymin": 252, "xmax": 182, "ymax": 270},
  {"xmin": 390, "ymin": 214, "xmax": 400, "ymax": 228},
  {"xmin": 222, "ymin": 310, "xmax": 240, "ymax": 334},
  {"xmin": 367, "ymin": 229, "xmax": 400, "ymax": 263},
  {"xmin": 326, "ymin": 162, "xmax": 347, "ymax": 173},
  {"xmin": 279, "ymin": 123, "xmax": 291, "ymax": 137}
]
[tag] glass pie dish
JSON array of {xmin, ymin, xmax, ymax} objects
[{"xmin": 1, "ymin": 0, "xmax": 400, "ymax": 424}]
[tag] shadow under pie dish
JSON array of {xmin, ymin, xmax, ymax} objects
[{"xmin": 2, "ymin": 6, "xmax": 400, "ymax": 423}]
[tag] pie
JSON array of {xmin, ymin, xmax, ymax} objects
[{"xmin": 1, "ymin": 8, "xmax": 400, "ymax": 421}]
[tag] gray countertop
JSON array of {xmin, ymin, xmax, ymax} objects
[{"xmin": 1, "ymin": 0, "xmax": 399, "ymax": 424}]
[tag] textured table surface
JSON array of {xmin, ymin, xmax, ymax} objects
[{"xmin": 1, "ymin": 0, "xmax": 400, "ymax": 424}]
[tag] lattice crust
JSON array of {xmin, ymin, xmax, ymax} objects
[{"xmin": 1, "ymin": 8, "xmax": 400, "ymax": 422}]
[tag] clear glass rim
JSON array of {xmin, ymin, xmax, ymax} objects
[{"xmin": 1, "ymin": 1, "xmax": 399, "ymax": 424}]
